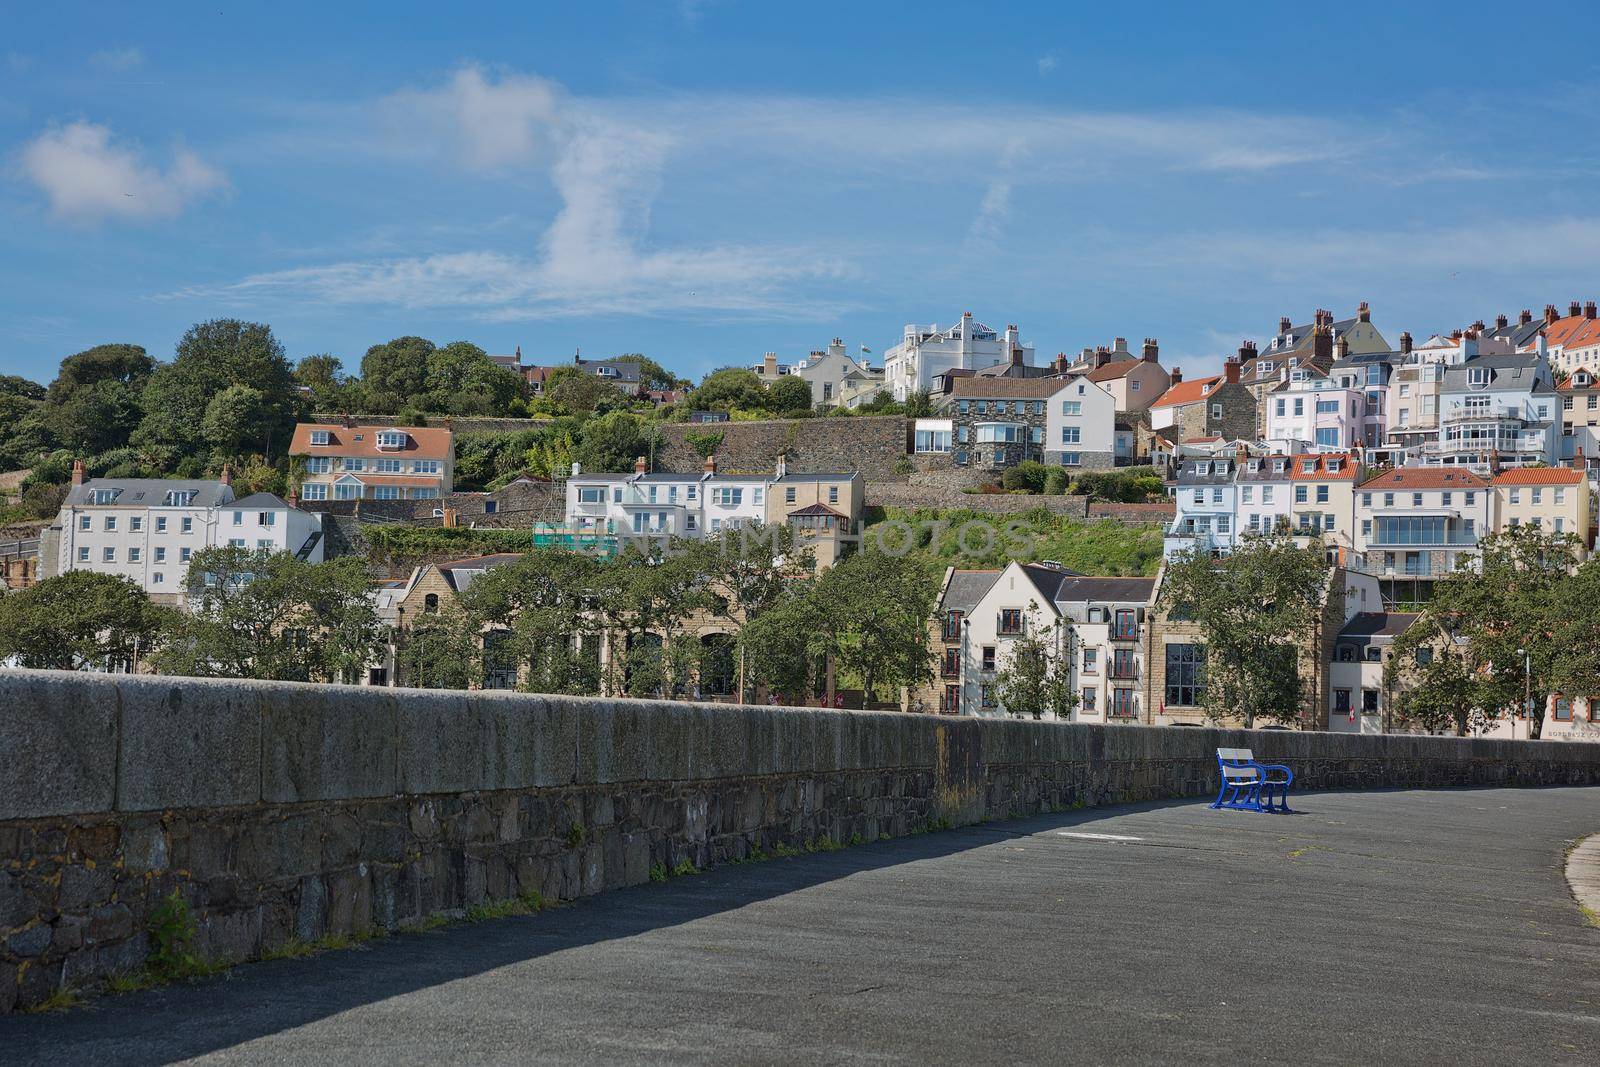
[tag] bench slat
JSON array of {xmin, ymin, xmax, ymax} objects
[
  {"xmin": 1217, "ymin": 748, "xmax": 1254, "ymax": 760},
  {"xmin": 1222, "ymin": 766, "xmax": 1260, "ymax": 779}
]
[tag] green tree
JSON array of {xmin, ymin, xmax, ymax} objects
[
  {"xmin": 294, "ymin": 353, "xmax": 356, "ymax": 412},
  {"xmin": 137, "ymin": 320, "xmax": 300, "ymax": 458},
  {"xmin": 47, "ymin": 343, "xmax": 153, "ymax": 404},
  {"xmin": 459, "ymin": 549, "xmax": 606, "ymax": 695},
  {"xmin": 993, "ymin": 604, "xmax": 1077, "ymax": 720},
  {"xmin": 360, "ymin": 336, "xmax": 435, "ymax": 412},
  {"xmin": 1389, "ymin": 526, "xmax": 1593, "ymax": 738},
  {"xmin": 1160, "ymin": 532, "xmax": 1330, "ymax": 727},
  {"xmin": 424, "ymin": 341, "xmax": 525, "ymax": 415},
  {"xmin": 574, "ymin": 411, "xmax": 657, "ymax": 473},
  {"xmin": 689, "ymin": 368, "xmax": 767, "ymax": 412},
  {"xmin": 200, "ymin": 384, "xmax": 276, "ymax": 459},
  {"xmin": 812, "ymin": 551, "xmax": 937, "ymax": 703},
  {"xmin": 49, "ymin": 378, "xmax": 144, "ymax": 455},
  {"xmin": 543, "ymin": 364, "xmax": 626, "ymax": 415},
  {"xmin": 153, "ymin": 547, "xmax": 384, "ymax": 682},
  {"xmin": 401, "ymin": 609, "xmax": 480, "ymax": 690},
  {"xmin": 0, "ymin": 571, "xmax": 170, "ymax": 670},
  {"xmin": 767, "ymin": 374, "xmax": 812, "ymax": 414}
]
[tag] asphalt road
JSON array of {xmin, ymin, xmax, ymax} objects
[{"xmin": 4, "ymin": 787, "xmax": 1599, "ymax": 1065}]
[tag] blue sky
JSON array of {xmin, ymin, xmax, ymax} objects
[{"xmin": 5, "ymin": 1, "xmax": 1600, "ymax": 386}]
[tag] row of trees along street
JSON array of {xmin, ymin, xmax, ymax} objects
[{"xmin": 0, "ymin": 527, "xmax": 940, "ymax": 707}]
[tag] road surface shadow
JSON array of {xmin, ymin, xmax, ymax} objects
[{"xmin": 0, "ymin": 798, "xmax": 1213, "ymax": 1064}]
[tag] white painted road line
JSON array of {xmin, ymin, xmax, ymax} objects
[{"xmin": 1056, "ymin": 831, "xmax": 1143, "ymax": 842}]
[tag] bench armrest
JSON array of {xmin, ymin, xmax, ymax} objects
[{"xmin": 1252, "ymin": 762, "xmax": 1293, "ymax": 784}]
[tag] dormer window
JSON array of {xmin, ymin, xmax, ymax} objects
[
  {"xmin": 1328, "ymin": 458, "xmax": 1343, "ymax": 472},
  {"xmin": 1273, "ymin": 459, "xmax": 1287, "ymax": 472},
  {"xmin": 163, "ymin": 490, "xmax": 197, "ymax": 506},
  {"xmin": 376, "ymin": 431, "xmax": 407, "ymax": 450},
  {"xmin": 309, "ymin": 430, "xmax": 331, "ymax": 446},
  {"xmin": 1468, "ymin": 368, "xmax": 1489, "ymax": 387},
  {"xmin": 1259, "ymin": 361, "xmax": 1274, "ymax": 376},
  {"xmin": 1301, "ymin": 459, "xmax": 1315, "ymax": 473},
  {"xmin": 90, "ymin": 488, "xmax": 120, "ymax": 504}
]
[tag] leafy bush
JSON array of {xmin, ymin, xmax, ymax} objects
[
  {"xmin": 1001, "ymin": 460, "xmax": 1047, "ymax": 493},
  {"xmin": 1042, "ymin": 468, "xmax": 1069, "ymax": 495}
]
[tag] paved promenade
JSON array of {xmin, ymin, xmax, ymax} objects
[{"xmin": 4, "ymin": 787, "xmax": 1598, "ymax": 1065}]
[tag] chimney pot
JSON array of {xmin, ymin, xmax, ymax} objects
[
  {"xmin": 1399, "ymin": 331, "xmax": 1413, "ymax": 354},
  {"xmin": 1496, "ymin": 314, "xmax": 1508, "ymax": 329},
  {"xmin": 634, "ymin": 456, "xmax": 648, "ymax": 475},
  {"xmin": 1170, "ymin": 368, "xmax": 1182, "ymax": 384},
  {"xmin": 1224, "ymin": 359, "xmax": 1240, "ymax": 385},
  {"xmin": 1546, "ymin": 304, "xmax": 1560, "ymax": 324},
  {"xmin": 1113, "ymin": 337, "xmax": 1127, "ymax": 351},
  {"xmin": 1471, "ymin": 319, "xmax": 1486, "ymax": 332},
  {"xmin": 1572, "ymin": 301, "xmax": 1583, "ymax": 318},
  {"xmin": 1520, "ymin": 309, "xmax": 1533, "ymax": 325},
  {"xmin": 1587, "ymin": 301, "xmax": 1597, "ymax": 320},
  {"xmin": 1279, "ymin": 316, "xmax": 1292, "ymax": 334},
  {"xmin": 70, "ymin": 458, "xmax": 86, "ymax": 487},
  {"xmin": 704, "ymin": 454, "xmax": 717, "ymax": 475},
  {"xmin": 1142, "ymin": 339, "xmax": 1159, "ymax": 362},
  {"xmin": 1358, "ymin": 301, "xmax": 1371, "ymax": 323},
  {"xmin": 219, "ymin": 464, "xmax": 231, "ymax": 487}
]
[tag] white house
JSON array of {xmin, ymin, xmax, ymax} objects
[
  {"xmin": 1234, "ymin": 453, "xmax": 1295, "ymax": 537},
  {"xmin": 1163, "ymin": 451, "xmax": 1245, "ymax": 557},
  {"xmin": 1429, "ymin": 355, "xmax": 1560, "ymax": 471},
  {"xmin": 564, "ymin": 456, "xmax": 773, "ymax": 541},
  {"xmin": 1263, "ymin": 369, "xmax": 1366, "ymax": 452},
  {"xmin": 1044, "ymin": 375, "xmax": 1120, "ymax": 468},
  {"xmin": 55, "ymin": 464, "xmax": 325, "ymax": 604},
  {"xmin": 882, "ymin": 313, "xmax": 1032, "ymax": 401}
]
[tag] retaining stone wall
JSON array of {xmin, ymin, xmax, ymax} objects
[
  {"xmin": 655, "ymin": 417, "xmax": 909, "ymax": 481},
  {"xmin": 4, "ymin": 669, "xmax": 1600, "ymax": 1012},
  {"xmin": 866, "ymin": 485, "xmax": 1092, "ymax": 516}
]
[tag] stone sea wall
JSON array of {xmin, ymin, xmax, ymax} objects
[{"xmin": 4, "ymin": 670, "xmax": 1600, "ymax": 1011}]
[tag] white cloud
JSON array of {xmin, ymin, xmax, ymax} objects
[
  {"xmin": 1037, "ymin": 54, "xmax": 1058, "ymax": 75},
  {"xmin": 89, "ymin": 47, "xmax": 143, "ymax": 73},
  {"xmin": 378, "ymin": 65, "xmax": 562, "ymax": 171},
  {"xmin": 19, "ymin": 121, "xmax": 227, "ymax": 223}
]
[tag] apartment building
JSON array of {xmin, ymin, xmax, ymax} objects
[
  {"xmin": 927, "ymin": 568, "xmax": 1002, "ymax": 714},
  {"xmin": 1164, "ymin": 451, "xmax": 1244, "ymax": 556},
  {"xmin": 789, "ymin": 339, "xmax": 886, "ymax": 409},
  {"xmin": 1491, "ymin": 467, "xmax": 1591, "ymax": 547},
  {"xmin": 54, "ymin": 463, "xmax": 323, "ymax": 603},
  {"xmin": 1352, "ymin": 467, "xmax": 1489, "ymax": 597},
  {"xmin": 1387, "ymin": 343, "xmax": 1444, "ymax": 456},
  {"xmin": 1288, "ymin": 452, "xmax": 1360, "ymax": 548},
  {"xmin": 1428, "ymin": 356, "xmax": 1559, "ymax": 471},
  {"xmin": 946, "ymin": 377, "xmax": 1092, "ymax": 470},
  {"xmin": 883, "ymin": 314, "xmax": 1032, "ymax": 401},
  {"xmin": 1263, "ymin": 370, "xmax": 1368, "ymax": 452},
  {"xmin": 765, "ymin": 466, "xmax": 865, "ymax": 570},
  {"xmin": 1537, "ymin": 300, "xmax": 1600, "ymax": 376},
  {"xmin": 1328, "ymin": 612, "xmax": 1420, "ymax": 733},
  {"xmin": 1558, "ymin": 368, "xmax": 1600, "ymax": 466},
  {"xmin": 1055, "ymin": 576, "xmax": 1157, "ymax": 723},
  {"xmin": 1235, "ymin": 452, "xmax": 1294, "ymax": 536},
  {"xmin": 291, "ymin": 421, "xmax": 454, "ymax": 501},
  {"xmin": 1044, "ymin": 375, "xmax": 1121, "ymax": 468}
]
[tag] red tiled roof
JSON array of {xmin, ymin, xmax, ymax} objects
[
  {"xmin": 1540, "ymin": 314, "xmax": 1600, "ymax": 352},
  {"xmin": 1288, "ymin": 453, "xmax": 1360, "ymax": 481},
  {"xmin": 290, "ymin": 423, "xmax": 453, "ymax": 460},
  {"xmin": 1150, "ymin": 375, "xmax": 1222, "ymax": 409},
  {"xmin": 1357, "ymin": 466, "xmax": 1487, "ymax": 490},
  {"xmin": 1491, "ymin": 467, "xmax": 1585, "ymax": 485}
]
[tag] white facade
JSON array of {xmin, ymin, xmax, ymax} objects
[
  {"xmin": 1234, "ymin": 455, "xmax": 1295, "ymax": 537},
  {"xmin": 1044, "ymin": 377, "xmax": 1118, "ymax": 466},
  {"xmin": 1264, "ymin": 372, "xmax": 1367, "ymax": 452},
  {"xmin": 882, "ymin": 314, "xmax": 1032, "ymax": 401},
  {"xmin": 1164, "ymin": 454, "xmax": 1243, "ymax": 556},
  {"xmin": 56, "ymin": 477, "xmax": 324, "ymax": 601},
  {"xmin": 565, "ymin": 462, "xmax": 769, "ymax": 540}
]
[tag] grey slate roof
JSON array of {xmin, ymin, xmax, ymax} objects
[
  {"xmin": 940, "ymin": 570, "xmax": 1001, "ymax": 614},
  {"xmin": 228, "ymin": 492, "xmax": 294, "ymax": 509},
  {"xmin": 1051, "ymin": 576, "xmax": 1156, "ymax": 607},
  {"xmin": 1441, "ymin": 356, "xmax": 1553, "ymax": 394},
  {"xmin": 1019, "ymin": 563, "xmax": 1085, "ymax": 602},
  {"xmin": 66, "ymin": 478, "xmax": 232, "ymax": 508},
  {"xmin": 1337, "ymin": 612, "xmax": 1421, "ymax": 644}
]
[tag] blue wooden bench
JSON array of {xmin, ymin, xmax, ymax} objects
[{"xmin": 1211, "ymin": 747, "xmax": 1293, "ymax": 813}]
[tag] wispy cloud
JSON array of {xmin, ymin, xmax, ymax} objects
[
  {"xmin": 376, "ymin": 65, "xmax": 562, "ymax": 172},
  {"xmin": 89, "ymin": 46, "xmax": 144, "ymax": 73},
  {"xmin": 1036, "ymin": 53, "xmax": 1058, "ymax": 76},
  {"xmin": 19, "ymin": 121, "xmax": 227, "ymax": 224}
]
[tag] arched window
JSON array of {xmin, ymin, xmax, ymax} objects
[{"xmin": 424, "ymin": 593, "xmax": 439, "ymax": 613}]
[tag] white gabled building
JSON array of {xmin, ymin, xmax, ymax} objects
[
  {"xmin": 54, "ymin": 463, "xmax": 324, "ymax": 604},
  {"xmin": 564, "ymin": 455, "xmax": 775, "ymax": 541},
  {"xmin": 882, "ymin": 313, "xmax": 1032, "ymax": 401}
]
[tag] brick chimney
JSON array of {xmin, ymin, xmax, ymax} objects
[
  {"xmin": 1546, "ymin": 304, "xmax": 1561, "ymax": 324},
  {"xmin": 1142, "ymin": 338, "xmax": 1159, "ymax": 362},
  {"xmin": 1279, "ymin": 316, "xmax": 1292, "ymax": 335},
  {"xmin": 71, "ymin": 458, "xmax": 85, "ymax": 487},
  {"xmin": 219, "ymin": 463, "xmax": 232, "ymax": 487},
  {"xmin": 1313, "ymin": 321, "xmax": 1333, "ymax": 363},
  {"xmin": 1571, "ymin": 301, "xmax": 1583, "ymax": 318},
  {"xmin": 1471, "ymin": 319, "xmax": 1486, "ymax": 333},
  {"xmin": 1399, "ymin": 331, "xmax": 1413, "ymax": 354},
  {"xmin": 704, "ymin": 454, "xmax": 717, "ymax": 476},
  {"xmin": 634, "ymin": 455, "xmax": 648, "ymax": 475},
  {"xmin": 1520, "ymin": 309, "xmax": 1533, "ymax": 325},
  {"xmin": 1010, "ymin": 345, "xmax": 1023, "ymax": 368},
  {"xmin": 1170, "ymin": 368, "xmax": 1183, "ymax": 385},
  {"xmin": 514, "ymin": 344, "xmax": 521, "ymax": 360},
  {"xmin": 1224, "ymin": 358, "xmax": 1241, "ymax": 384},
  {"xmin": 1587, "ymin": 301, "xmax": 1597, "ymax": 320},
  {"xmin": 1238, "ymin": 340, "xmax": 1257, "ymax": 361},
  {"xmin": 1335, "ymin": 335, "xmax": 1351, "ymax": 360},
  {"xmin": 1053, "ymin": 353, "xmax": 1069, "ymax": 374},
  {"xmin": 763, "ymin": 352, "xmax": 778, "ymax": 376},
  {"xmin": 1113, "ymin": 336, "xmax": 1128, "ymax": 353},
  {"xmin": 1358, "ymin": 301, "xmax": 1371, "ymax": 323}
]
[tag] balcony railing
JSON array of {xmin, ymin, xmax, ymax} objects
[{"xmin": 1109, "ymin": 667, "xmax": 1140, "ymax": 681}]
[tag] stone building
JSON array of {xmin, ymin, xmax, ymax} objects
[{"xmin": 1148, "ymin": 360, "xmax": 1257, "ymax": 443}]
